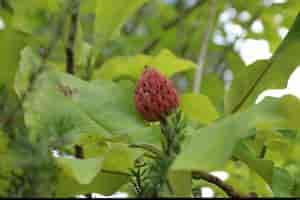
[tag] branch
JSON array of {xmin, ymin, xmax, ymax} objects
[
  {"xmin": 193, "ymin": 0, "xmax": 217, "ymax": 93},
  {"xmin": 142, "ymin": 0, "xmax": 208, "ymax": 54},
  {"xmin": 192, "ymin": 171, "xmax": 248, "ymax": 198},
  {"xmin": 65, "ymin": 0, "xmax": 80, "ymax": 74}
]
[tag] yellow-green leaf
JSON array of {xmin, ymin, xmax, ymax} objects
[
  {"xmin": 93, "ymin": 49, "xmax": 196, "ymax": 81},
  {"xmin": 55, "ymin": 157, "xmax": 104, "ymax": 185},
  {"xmin": 225, "ymin": 12, "xmax": 300, "ymax": 114},
  {"xmin": 180, "ymin": 93, "xmax": 219, "ymax": 124}
]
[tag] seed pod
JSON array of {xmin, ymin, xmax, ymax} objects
[{"xmin": 135, "ymin": 67, "xmax": 179, "ymax": 121}]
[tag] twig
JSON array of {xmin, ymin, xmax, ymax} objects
[
  {"xmin": 142, "ymin": 0, "xmax": 208, "ymax": 54},
  {"xmin": 193, "ymin": 0, "xmax": 217, "ymax": 93},
  {"xmin": 192, "ymin": 171, "xmax": 247, "ymax": 198},
  {"xmin": 65, "ymin": 0, "xmax": 80, "ymax": 74}
]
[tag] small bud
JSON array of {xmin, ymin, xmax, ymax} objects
[{"xmin": 134, "ymin": 67, "xmax": 179, "ymax": 121}]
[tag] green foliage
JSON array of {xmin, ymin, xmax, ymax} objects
[
  {"xmin": 0, "ymin": 12, "xmax": 27, "ymax": 92},
  {"xmin": 180, "ymin": 93, "xmax": 219, "ymax": 124},
  {"xmin": 55, "ymin": 156, "xmax": 104, "ymax": 185},
  {"xmin": 15, "ymin": 47, "xmax": 161, "ymax": 145},
  {"xmin": 93, "ymin": 49, "xmax": 196, "ymax": 81},
  {"xmin": 167, "ymin": 171, "xmax": 193, "ymax": 197},
  {"xmin": 1, "ymin": 0, "xmax": 300, "ymax": 198},
  {"xmin": 172, "ymin": 95, "xmax": 300, "ymax": 172},
  {"xmin": 95, "ymin": 0, "xmax": 149, "ymax": 48},
  {"xmin": 225, "ymin": 13, "xmax": 300, "ymax": 114},
  {"xmin": 55, "ymin": 171, "xmax": 129, "ymax": 197}
]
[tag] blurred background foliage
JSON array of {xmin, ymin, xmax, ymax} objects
[{"xmin": 0, "ymin": 0, "xmax": 300, "ymax": 197}]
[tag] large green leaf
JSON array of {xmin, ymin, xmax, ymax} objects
[
  {"xmin": 225, "ymin": 12, "xmax": 300, "ymax": 114},
  {"xmin": 0, "ymin": 130, "xmax": 8, "ymax": 154},
  {"xmin": 172, "ymin": 95, "xmax": 300, "ymax": 172},
  {"xmin": 15, "ymin": 47, "xmax": 160, "ymax": 146},
  {"xmin": 0, "ymin": 130, "xmax": 18, "ymax": 196},
  {"xmin": 233, "ymin": 141, "xmax": 274, "ymax": 184},
  {"xmin": 0, "ymin": 12, "xmax": 27, "ymax": 91},
  {"xmin": 167, "ymin": 171, "xmax": 193, "ymax": 197},
  {"xmin": 224, "ymin": 160, "xmax": 273, "ymax": 197},
  {"xmin": 101, "ymin": 143, "xmax": 141, "ymax": 173},
  {"xmin": 55, "ymin": 142, "xmax": 139, "ymax": 185},
  {"xmin": 93, "ymin": 49, "xmax": 196, "ymax": 81},
  {"xmin": 55, "ymin": 156, "xmax": 104, "ymax": 185},
  {"xmin": 180, "ymin": 93, "xmax": 219, "ymax": 125},
  {"xmin": 201, "ymin": 73, "xmax": 225, "ymax": 110},
  {"xmin": 11, "ymin": 0, "xmax": 61, "ymax": 35},
  {"xmin": 226, "ymin": 50, "xmax": 246, "ymax": 76},
  {"xmin": 55, "ymin": 171, "xmax": 129, "ymax": 197},
  {"xmin": 54, "ymin": 142, "xmax": 140, "ymax": 195},
  {"xmin": 271, "ymin": 167, "xmax": 295, "ymax": 197},
  {"xmin": 95, "ymin": 0, "xmax": 148, "ymax": 48}
]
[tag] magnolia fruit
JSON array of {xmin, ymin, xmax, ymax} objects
[{"xmin": 134, "ymin": 67, "xmax": 179, "ymax": 121}]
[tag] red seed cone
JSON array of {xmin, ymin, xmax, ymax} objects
[{"xmin": 135, "ymin": 67, "xmax": 179, "ymax": 122}]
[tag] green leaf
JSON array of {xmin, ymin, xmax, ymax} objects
[
  {"xmin": 271, "ymin": 167, "xmax": 294, "ymax": 197},
  {"xmin": 93, "ymin": 49, "xmax": 196, "ymax": 81},
  {"xmin": 226, "ymin": 50, "xmax": 246, "ymax": 76},
  {"xmin": 224, "ymin": 160, "xmax": 273, "ymax": 197},
  {"xmin": 15, "ymin": 47, "xmax": 161, "ymax": 147},
  {"xmin": 14, "ymin": 47, "xmax": 41, "ymax": 97},
  {"xmin": 201, "ymin": 73, "xmax": 225, "ymax": 110},
  {"xmin": 225, "ymin": 12, "xmax": 300, "ymax": 114},
  {"xmin": 0, "ymin": 130, "xmax": 8, "ymax": 153},
  {"xmin": 95, "ymin": 0, "xmax": 148, "ymax": 48},
  {"xmin": 54, "ymin": 142, "xmax": 139, "ymax": 196},
  {"xmin": 0, "ymin": 130, "xmax": 19, "ymax": 197},
  {"xmin": 0, "ymin": 13, "xmax": 27, "ymax": 91},
  {"xmin": 101, "ymin": 143, "xmax": 140, "ymax": 173},
  {"xmin": 55, "ymin": 143, "xmax": 140, "ymax": 185},
  {"xmin": 55, "ymin": 171, "xmax": 129, "ymax": 197},
  {"xmin": 55, "ymin": 156, "xmax": 104, "ymax": 184},
  {"xmin": 180, "ymin": 93, "xmax": 219, "ymax": 125},
  {"xmin": 172, "ymin": 95, "xmax": 300, "ymax": 172},
  {"xmin": 167, "ymin": 171, "xmax": 193, "ymax": 197},
  {"xmin": 233, "ymin": 141, "xmax": 274, "ymax": 184},
  {"xmin": 11, "ymin": 0, "xmax": 61, "ymax": 35}
]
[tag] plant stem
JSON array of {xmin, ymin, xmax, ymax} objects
[
  {"xmin": 192, "ymin": 171, "xmax": 248, "ymax": 198},
  {"xmin": 66, "ymin": 0, "xmax": 80, "ymax": 74},
  {"xmin": 193, "ymin": 0, "xmax": 217, "ymax": 93},
  {"xmin": 137, "ymin": 111, "xmax": 184, "ymax": 197}
]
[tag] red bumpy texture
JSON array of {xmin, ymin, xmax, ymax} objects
[{"xmin": 135, "ymin": 67, "xmax": 179, "ymax": 122}]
